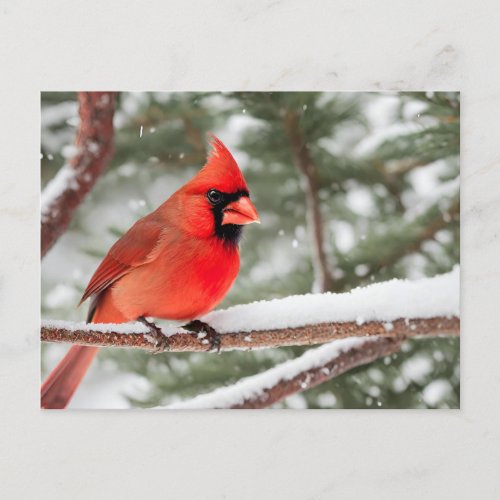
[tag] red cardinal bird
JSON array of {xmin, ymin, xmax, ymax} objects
[{"xmin": 41, "ymin": 136, "xmax": 259, "ymax": 409}]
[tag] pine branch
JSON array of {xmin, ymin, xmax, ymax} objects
[
  {"xmin": 41, "ymin": 316, "xmax": 459, "ymax": 353},
  {"xmin": 283, "ymin": 110, "xmax": 334, "ymax": 292},
  {"xmin": 41, "ymin": 92, "xmax": 117, "ymax": 258},
  {"xmin": 368, "ymin": 197, "xmax": 460, "ymax": 275},
  {"xmin": 166, "ymin": 337, "xmax": 402, "ymax": 409}
]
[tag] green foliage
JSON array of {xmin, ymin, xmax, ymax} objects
[{"xmin": 41, "ymin": 91, "xmax": 460, "ymax": 409}]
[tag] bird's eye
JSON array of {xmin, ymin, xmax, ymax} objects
[{"xmin": 207, "ymin": 189, "xmax": 223, "ymax": 205}]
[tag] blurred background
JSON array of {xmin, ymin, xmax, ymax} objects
[{"xmin": 41, "ymin": 91, "xmax": 460, "ymax": 409}]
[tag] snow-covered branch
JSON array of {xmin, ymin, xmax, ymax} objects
[
  {"xmin": 165, "ymin": 337, "xmax": 402, "ymax": 409},
  {"xmin": 41, "ymin": 316, "xmax": 458, "ymax": 353},
  {"xmin": 41, "ymin": 269, "xmax": 460, "ymax": 353},
  {"xmin": 41, "ymin": 92, "xmax": 117, "ymax": 258}
]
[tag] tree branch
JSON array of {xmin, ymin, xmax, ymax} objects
[
  {"xmin": 166, "ymin": 337, "xmax": 402, "ymax": 409},
  {"xmin": 41, "ymin": 316, "xmax": 459, "ymax": 353},
  {"xmin": 41, "ymin": 92, "xmax": 117, "ymax": 258},
  {"xmin": 283, "ymin": 110, "xmax": 334, "ymax": 292}
]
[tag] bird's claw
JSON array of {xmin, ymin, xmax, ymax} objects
[
  {"xmin": 138, "ymin": 317, "xmax": 170, "ymax": 353},
  {"xmin": 183, "ymin": 320, "xmax": 222, "ymax": 353}
]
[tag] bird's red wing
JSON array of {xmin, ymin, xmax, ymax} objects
[{"xmin": 80, "ymin": 218, "xmax": 164, "ymax": 304}]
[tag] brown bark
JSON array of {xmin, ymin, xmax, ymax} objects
[
  {"xmin": 230, "ymin": 337, "xmax": 402, "ymax": 409},
  {"xmin": 41, "ymin": 316, "xmax": 459, "ymax": 353},
  {"xmin": 41, "ymin": 92, "xmax": 117, "ymax": 258},
  {"xmin": 283, "ymin": 111, "xmax": 334, "ymax": 292}
]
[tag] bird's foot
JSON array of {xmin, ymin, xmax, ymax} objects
[
  {"xmin": 138, "ymin": 317, "xmax": 170, "ymax": 353},
  {"xmin": 183, "ymin": 320, "xmax": 222, "ymax": 353}
]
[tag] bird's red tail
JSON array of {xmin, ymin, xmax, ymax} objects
[
  {"xmin": 41, "ymin": 345, "xmax": 99, "ymax": 409},
  {"xmin": 41, "ymin": 290, "xmax": 127, "ymax": 409}
]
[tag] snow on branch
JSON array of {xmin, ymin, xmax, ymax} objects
[
  {"xmin": 165, "ymin": 337, "xmax": 401, "ymax": 409},
  {"xmin": 203, "ymin": 266, "xmax": 459, "ymax": 333},
  {"xmin": 41, "ymin": 92, "xmax": 117, "ymax": 258},
  {"xmin": 41, "ymin": 268, "xmax": 460, "ymax": 353}
]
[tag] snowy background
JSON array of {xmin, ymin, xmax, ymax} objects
[{"xmin": 41, "ymin": 91, "xmax": 460, "ymax": 409}]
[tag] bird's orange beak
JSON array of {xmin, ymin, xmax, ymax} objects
[{"xmin": 222, "ymin": 196, "xmax": 260, "ymax": 226}]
